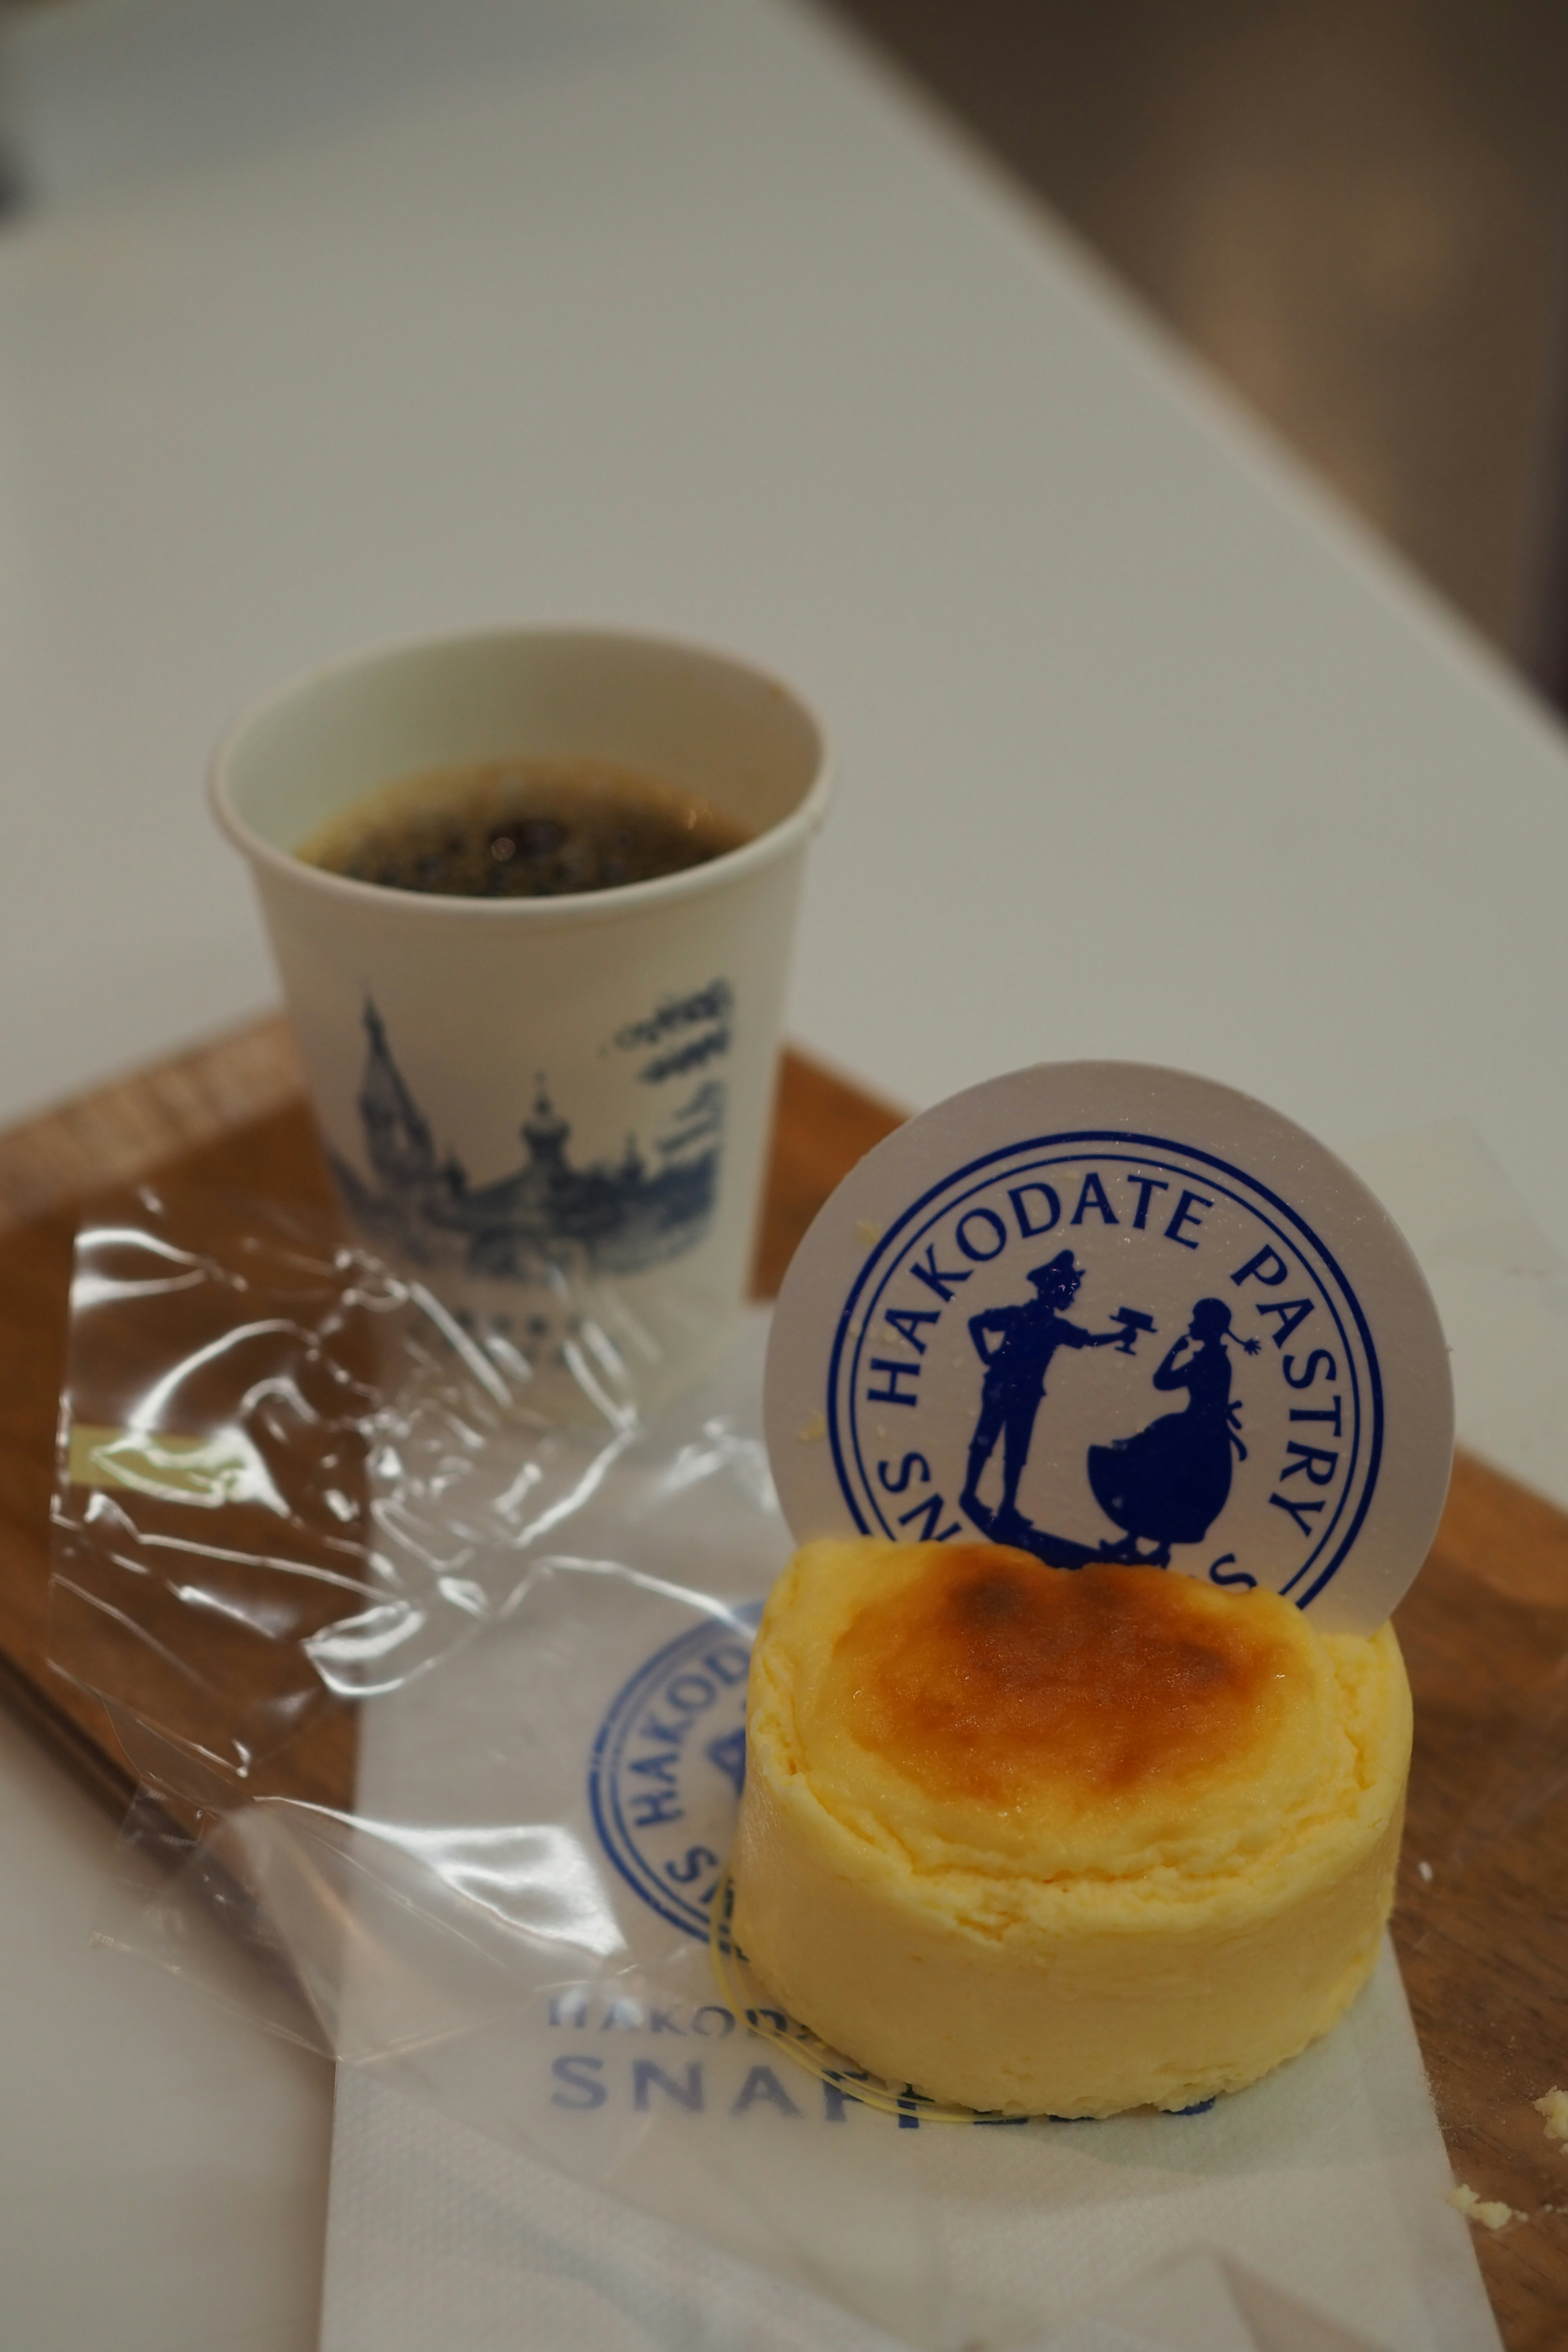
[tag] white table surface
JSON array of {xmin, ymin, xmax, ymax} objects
[
  {"xmin": 0, "ymin": 1704, "xmax": 331, "ymax": 2350},
  {"xmin": 2, "ymin": 0, "xmax": 1564, "ymax": 2343}
]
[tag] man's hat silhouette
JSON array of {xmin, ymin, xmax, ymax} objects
[{"xmin": 1027, "ymin": 1250, "xmax": 1081, "ymax": 1294}]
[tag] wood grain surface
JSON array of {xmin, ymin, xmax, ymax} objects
[{"xmin": 0, "ymin": 1016, "xmax": 1563, "ymax": 2344}]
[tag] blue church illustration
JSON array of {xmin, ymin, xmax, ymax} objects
[{"xmin": 332, "ymin": 996, "xmax": 727, "ymax": 1282}]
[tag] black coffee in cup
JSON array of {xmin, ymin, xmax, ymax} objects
[{"xmin": 296, "ymin": 757, "xmax": 750, "ymax": 899}]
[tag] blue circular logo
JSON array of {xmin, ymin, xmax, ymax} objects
[
  {"xmin": 588, "ymin": 1605, "xmax": 761, "ymax": 1939},
  {"xmin": 827, "ymin": 1129, "xmax": 1382, "ymax": 1609}
]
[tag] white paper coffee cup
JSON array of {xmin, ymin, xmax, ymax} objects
[{"xmin": 211, "ymin": 628, "xmax": 830, "ymax": 1411}]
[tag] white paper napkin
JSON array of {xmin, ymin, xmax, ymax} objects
[
  {"xmin": 1046, "ymin": 2244, "xmax": 1384, "ymax": 2350},
  {"xmin": 319, "ymin": 1939, "xmax": 1497, "ymax": 2350}
]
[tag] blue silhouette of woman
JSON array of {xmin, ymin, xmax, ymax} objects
[{"xmin": 1088, "ymin": 1297, "xmax": 1260, "ymax": 1566}]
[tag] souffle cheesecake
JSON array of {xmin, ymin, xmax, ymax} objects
[{"xmin": 729, "ymin": 1538, "xmax": 1410, "ymax": 2117}]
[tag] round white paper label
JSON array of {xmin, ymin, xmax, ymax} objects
[{"xmin": 764, "ymin": 1063, "xmax": 1452, "ymax": 1632}]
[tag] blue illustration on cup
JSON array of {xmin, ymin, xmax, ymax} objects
[{"xmin": 330, "ymin": 984, "xmax": 731, "ymax": 1281}]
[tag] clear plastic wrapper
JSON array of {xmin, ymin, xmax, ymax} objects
[{"xmin": 47, "ymin": 1183, "xmax": 1550, "ymax": 2349}]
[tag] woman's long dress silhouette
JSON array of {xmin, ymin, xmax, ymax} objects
[{"xmin": 1088, "ymin": 1298, "xmax": 1257, "ymax": 1566}]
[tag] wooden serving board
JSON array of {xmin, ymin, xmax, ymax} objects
[{"xmin": 0, "ymin": 1019, "xmax": 1564, "ymax": 2347}]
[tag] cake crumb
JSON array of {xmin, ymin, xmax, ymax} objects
[
  {"xmin": 1534, "ymin": 2087, "xmax": 1568, "ymax": 2145},
  {"xmin": 1448, "ymin": 2183, "xmax": 1523, "ymax": 2231},
  {"xmin": 1417, "ymin": 1859, "xmax": 1434, "ymax": 1884},
  {"xmin": 796, "ymin": 1410, "xmax": 827, "ymax": 1444},
  {"xmin": 854, "ymin": 1219, "xmax": 884, "ymax": 1246}
]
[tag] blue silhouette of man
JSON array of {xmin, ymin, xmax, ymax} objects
[{"xmin": 962, "ymin": 1250, "xmax": 1127, "ymax": 1526}]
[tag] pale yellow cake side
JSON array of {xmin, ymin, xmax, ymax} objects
[{"xmin": 730, "ymin": 1538, "xmax": 1411, "ymax": 2117}]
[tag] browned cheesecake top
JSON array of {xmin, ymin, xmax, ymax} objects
[{"xmin": 826, "ymin": 1546, "xmax": 1303, "ymax": 1811}]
